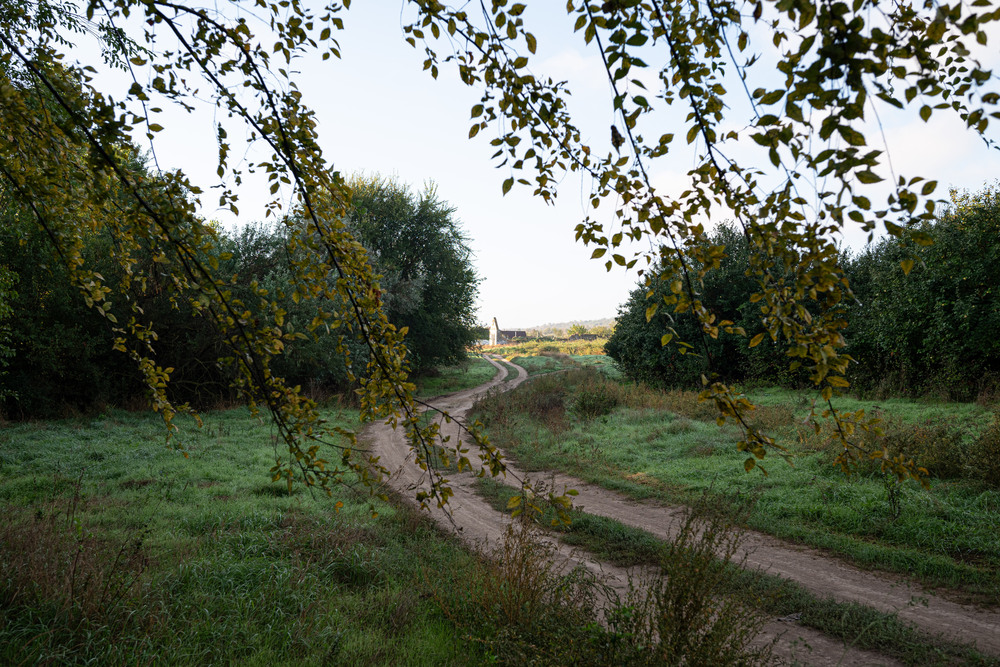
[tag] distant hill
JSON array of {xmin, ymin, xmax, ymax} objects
[{"xmin": 513, "ymin": 317, "xmax": 616, "ymax": 334}]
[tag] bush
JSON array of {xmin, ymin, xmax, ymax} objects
[
  {"xmin": 846, "ymin": 186, "xmax": 1000, "ymax": 400},
  {"xmin": 605, "ymin": 223, "xmax": 797, "ymax": 390},
  {"xmin": 573, "ymin": 377, "xmax": 623, "ymax": 419},
  {"xmin": 966, "ymin": 414, "xmax": 1000, "ymax": 488},
  {"xmin": 608, "ymin": 500, "xmax": 772, "ymax": 665},
  {"xmin": 426, "ymin": 522, "xmax": 611, "ymax": 666},
  {"xmin": 880, "ymin": 418, "xmax": 966, "ymax": 480}
]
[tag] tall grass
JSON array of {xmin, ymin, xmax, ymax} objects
[{"xmin": 428, "ymin": 496, "xmax": 772, "ymax": 666}]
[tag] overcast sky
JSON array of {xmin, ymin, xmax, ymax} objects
[{"xmin": 105, "ymin": 3, "xmax": 1000, "ymax": 329}]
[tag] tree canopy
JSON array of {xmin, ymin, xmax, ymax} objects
[
  {"xmin": 346, "ymin": 175, "xmax": 480, "ymax": 372},
  {"xmin": 2, "ymin": 0, "xmax": 998, "ymax": 499}
]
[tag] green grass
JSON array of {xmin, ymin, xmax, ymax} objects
[
  {"xmin": 494, "ymin": 357, "xmax": 521, "ymax": 380},
  {"xmin": 413, "ymin": 355, "xmax": 499, "ymax": 397},
  {"xmin": 473, "ymin": 478, "xmax": 1000, "ymax": 667},
  {"xmin": 472, "ymin": 369, "xmax": 1000, "ymax": 603},
  {"xmin": 505, "ymin": 353, "xmax": 621, "ymax": 379},
  {"xmin": 0, "ymin": 407, "xmax": 488, "ymax": 665},
  {"xmin": 510, "ymin": 354, "xmax": 573, "ymax": 375},
  {"xmin": 7, "ymin": 363, "xmax": 738, "ymax": 666},
  {"xmin": 574, "ymin": 354, "xmax": 622, "ymax": 379},
  {"xmin": 489, "ymin": 338, "xmax": 608, "ymax": 356}
]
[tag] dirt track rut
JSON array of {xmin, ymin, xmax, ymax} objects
[{"xmin": 365, "ymin": 358, "xmax": 1000, "ymax": 665}]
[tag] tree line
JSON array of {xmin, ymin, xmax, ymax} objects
[
  {"xmin": 0, "ymin": 168, "xmax": 479, "ymax": 418},
  {"xmin": 607, "ymin": 186, "xmax": 1000, "ymax": 402}
]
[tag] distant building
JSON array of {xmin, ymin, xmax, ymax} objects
[{"xmin": 489, "ymin": 317, "xmax": 527, "ymax": 345}]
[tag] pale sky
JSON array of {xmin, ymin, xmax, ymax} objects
[{"xmin": 93, "ymin": 3, "xmax": 1000, "ymax": 329}]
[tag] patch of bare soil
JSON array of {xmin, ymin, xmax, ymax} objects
[{"xmin": 365, "ymin": 357, "xmax": 999, "ymax": 665}]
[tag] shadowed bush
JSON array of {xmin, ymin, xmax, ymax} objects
[
  {"xmin": 607, "ymin": 501, "xmax": 773, "ymax": 666},
  {"xmin": 966, "ymin": 413, "xmax": 1000, "ymax": 488},
  {"xmin": 574, "ymin": 375, "xmax": 623, "ymax": 419}
]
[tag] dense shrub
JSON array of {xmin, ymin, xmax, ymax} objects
[
  {"xmin": 845, "ymin": 186, "xmax": 1000, "ymax": 401},
  {"xmin": 879, "ymin": 417, "xmax": 967, "ymax": 480},
  {"xmin": 607, "ymin": 186, "xmax": 1000, "ymax": 403},
  {"xmin": 605, "ymin": 224, "xmax": 798, "ymax": 390},
  {"xmin": 573, "ymin": 377, "xmax": 623, "ymax": 419},
  {"xmin": 966, "ymin": 414, "xmax": 1000, "ymax": 488}
]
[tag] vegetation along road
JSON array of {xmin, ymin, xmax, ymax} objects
[{"xmin": 368, "ymin": 357, "xmax": 1000, "ymax": 666}]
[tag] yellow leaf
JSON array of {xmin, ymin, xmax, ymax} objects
[
  {"xmin": 900, "ymin": 259, "xmax": 914, "ymax": 275},
  {"xmin": 749, "ymin": 333, "xmax": 765, "ymax": 348}
]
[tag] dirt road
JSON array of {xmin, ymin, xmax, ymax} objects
[{"xmin": 365, "ymin": 357, "xmax": 999, "ymax": 665}]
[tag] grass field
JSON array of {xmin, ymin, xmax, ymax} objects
[
  {"xmin": 502, "ymin": 352, "xmax": 622, "ymax": 380},
  {"xmin": 487, "ymin": 338, "xmax": 609, "ymax": 357},
  {"xmin": 413, "ymin": 354, "xmax": 498, "ymax": 397},
  {"xmin": 0, "ymin": 406, "xmax": 490, "ymax": 665},
  {"xmin": 6, "ymin": 358, "xmax": 765, "ymax": 666},
  {"xmin": 472, "ymin": 368, "xmax": 1000, "ymax": 602}
]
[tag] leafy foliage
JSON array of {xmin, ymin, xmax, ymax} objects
[
  {"xmin": 346, "ymin": 175, "xmax": 480, "ymax": 372},
  {"xmin": 846, "ymin": 186, "xmax": 1000, "ymax": 400},
  {"xmin": 0, "ymin": 4, "xmax": 497, "ymax": 506},
  {"xmin": 405, "ymin": 0, "xmax": 1000, "ymax": 480},
  {"xmin": 606, "ymin": 223, "xmax": 797, "ymax": 390},
  {"xmin": 0, "ymin": 180, "xmax": 480, "ymax": 417}
]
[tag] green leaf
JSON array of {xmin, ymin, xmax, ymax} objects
[
  {"xmin": 502, "ymin": 177, "xmax": 513, "ymax": 195},
  {"xmin": 525, "ymin": 33, "xmax": 537, "ymax": 53},
  {"xmin": 838, "ymin": 126, "xmax": 865, "ymax": 146},
  {"xmin": 760, "ymin": 90, "xmax": 784, "ymax": 105}
]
